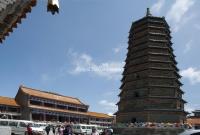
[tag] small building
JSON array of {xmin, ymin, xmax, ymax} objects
[
  {"xmin": 0, "ymin": 85, "xmax": 113, "ymax": 127},
  {"xmin": 187, "ymin": 110, "xmax": 200, "ymax": 129}
]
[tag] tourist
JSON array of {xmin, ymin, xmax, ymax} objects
[
  {"xmin": 27, "ymin": 124, "xmax": 33, "ymax": 135},
  {"xmin": 45, "ymin": 125, "xmax": 51, "ymax": 135},
  {"xmin": 58, "ymin": 125, "xmax": 64, "ymax": 135},
  {"xmin": 91, "ymin": 127, "xmax": 99, "ymax": 135},
  {"xmin": 101, "ymin": 129, "xmax": 108, "ymax": 135},
  {"xmin": 63, "ymin": 124, "xmax": 73, "ymax": 135},
  {"xmin": 52, "ymin": 125, "xmax": 56, "ymax": 135}
]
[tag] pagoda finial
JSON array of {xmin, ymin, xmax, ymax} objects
[{"xmin": 146, "ymin": 8, "xmax": 152, "ymax": 16}]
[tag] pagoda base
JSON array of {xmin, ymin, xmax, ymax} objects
[{"xmin": 116, "ymin": 111, "xmax": 186, "ymax": 123}]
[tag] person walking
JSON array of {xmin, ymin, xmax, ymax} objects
[
  {"xmin": 101, "ymin": 129, "xmax": 109, "ymax": 135},
  {"xmin": 91, "ymin": 127, "xmax": 99, "ymax": 135},
  {"xmin": 27, "ymin": 124, "xmax": 33, "ymax": 135},
  {"xmin": 45, "ymin": 125, "xmax": 51, "ymax": 135},
  {"xmin": 63, "ymin": 124, "xmax": 73, "ymax": 135},
  {"xmin": 52, "ymin": 126, "xmax": 56, "ymax": 135}
]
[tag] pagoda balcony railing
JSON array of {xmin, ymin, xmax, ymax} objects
[
  {"xmin": 148, "ymin": 84, "xmax": 180, "ymax": 88},
  {"xmin": 149, "ymin": 39, "xmax": 168, "ymax": 43}
]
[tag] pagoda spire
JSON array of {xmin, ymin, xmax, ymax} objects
[{"xmin": 146, "ymin": 8, "xmax": 152, "ymax": 16}]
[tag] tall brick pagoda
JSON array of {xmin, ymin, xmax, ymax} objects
[{"xmin": 116, "ymin": 8, "xmax": 187, "ymax": 123}]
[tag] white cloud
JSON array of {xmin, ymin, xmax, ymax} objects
[
  {"xmin": 103, "ymin": 91, "xmax": 115, "ymax": 97},
  {"xmin": 180, "ymin": 67, "xmax": 200, "ymax": 85},
  {"xmin": 112, "ymin": 45, "xmax": 126, "ymax": 54},
  {"xmin": 68, "ymin": 50, "xmax": 124, "ymax": 79},
  {"xmin": 151, "ymin": 0, "xmax": 165, "ymax": 15},
  {"xmin": 99, "ymin": 100, "xmax": 117, "ymax": 114},
  {"xmin": 166, "ymin": 0, "xmax": 195, "ymax": 32},
  {"xmin": 183, "ymin": 40, "xmax": 193, "ymax": 53},
  {"xmin": 113, "ymin": 47, "xmax": 121, "ymax": 53},
  {"xmin": 185, "ymin": 105, "xmax": 194, "ymax": 113}
]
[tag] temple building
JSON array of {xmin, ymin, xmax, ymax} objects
[
  {"xmin": 0, "ymin": 85, "xmax": 113, "ymax": 127},
  {"xmin": 0, "ymin": 0, "xmax": 36, "ymax": 43},
  {"xmin": 116, "ymin": 8, "xmax": 187, "ymax": 123}
]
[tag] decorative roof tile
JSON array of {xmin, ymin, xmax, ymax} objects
[
  {"xmin": 19, "ymin": 85, "xmax": 87, "ymax": 106},
  {"xmin": 0, "ymin": 0, "xmax": 36, "ymax": 43},
  {"xmin": 0, "ymin": 96, "xmax": 19, "ymax": 107}
]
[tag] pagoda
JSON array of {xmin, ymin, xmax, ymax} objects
[{"xmin": 116, "ymin": 8, "xmax": 187, "ymax": 123}]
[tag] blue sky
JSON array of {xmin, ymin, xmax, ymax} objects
[{"xmin": 0, "ymin": 0, "xmax": 200, "ymax": 115}]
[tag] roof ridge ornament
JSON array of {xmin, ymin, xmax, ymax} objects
[
  {"xmin": 146, "ymin": 8, "xmax": 152, "ymax": 16},
  {"xmin": 47, "ymin": 0, "xmax": 59, "ymax": 15}
]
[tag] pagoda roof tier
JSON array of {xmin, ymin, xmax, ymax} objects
[
  {"xmin": 148, "ymin": 75, "xmax": 179, "ymax": 79},
  {"xmin": 131, "ymin": 16, "xmax": 170, "ymax": 28},
  {"xmin": 116, "ymin": 97, "xmax": 186, "ymax": 106},
  {"xmin": 144, "ymin": 109, "xmax": 187, "ymax": 113},
  {"xmin": 118, "ymin": 87, "xmax": 185, "ymax": 97},
  {"xmin": 148, "ymin": 84, "xmax": 181, "ymax": 88},
  {"xmin": 122, "ymin": 67, "xmax": 176, "ymax": 76},
  {"xmin": 132, "ymin": 25, "xmax": 170, "ymax": 35},
  {"xmin": 148, "ymin": 96, "xmax": 187, "ymax": 102},
  {"xmin": 121, "ymin": 75, "xmax": 181, "ymax": 84},
  {"xmin": 130, "ymin": 31, "xmax": 171, "ymax": 41}
]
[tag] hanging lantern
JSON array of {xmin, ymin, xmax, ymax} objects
[{"xmin": 47, "ymin": 0, "xmax": 59, "ymax": 15}]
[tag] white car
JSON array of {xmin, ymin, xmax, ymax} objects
[
  {"xmin": 0, "ymin": 119, "xmax": 45, "ymax": 135},
  {"xmin": 30, "ymin": 124, "xmax": 45, "ymax": 135},
  {"xmin": 72, "ymin": 124, "xmax": 100, "ymax": 135},
  {"xmin": 0, "ymin": 126, "xmax": 12, "ymax": 135},
  {"xmin": 179, "ymin": 129, "xmax": 200, "ymax": 135}
]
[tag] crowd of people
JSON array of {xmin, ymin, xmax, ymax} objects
[
  {"xmin": 116, "ymin": 122, "xmax": 193, "ymax": 129},
  {"xmin": 27, "ymin": 123, "xmax": 113, "ymax": 135}
]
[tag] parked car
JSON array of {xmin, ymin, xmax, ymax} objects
[
  {"xmin": 72, "ymin": 124, "xmax": 102, "ymax": 135},
  {"xmin": 0, "ymin": 119, "xmax": 45, "ymax": 135},
  {"xmin": 0, "ymin": 126, "xmax": 12, "ymax": 135}
]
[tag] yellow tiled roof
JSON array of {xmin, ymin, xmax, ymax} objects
[
  {"xmin": 0, "ymin": 96, "xmax": 19, "ymax": 107},
  {"xmin": 87, "ymin": 111, "xmax": 113, "ymax": 119},
  {"xmin": 20, "ymin": 86, "xmax": 86, "ymax": 105}
]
